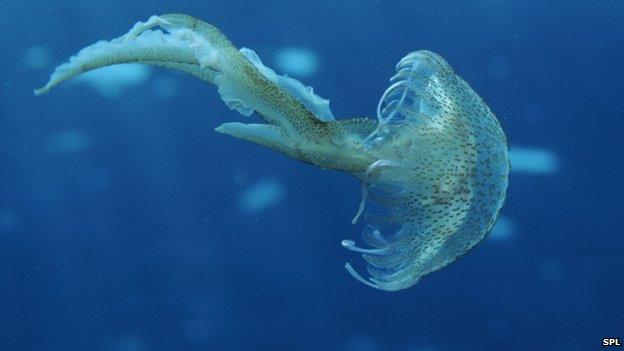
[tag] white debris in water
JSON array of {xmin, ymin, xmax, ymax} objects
[
  {"xmin": 77, "ymin": 63, "xmax": 151, "ymax": 98},
  {"xmin": 489, "ymin": 216, "xmax": 515, "ymax": 241},
  {"xmin": 509, "ymin": 146, "xmax": 560, "ymax": 174},
  {"xmin": 22, "ymin": 45, "xmax": 51, "ymax": 69},
  {"xmin": 46, "ymin": 129, "xmax": 93, "ymax": 154},
  {"xmin": 238, "ymin": 178, "xmax": 285, "ymax": 214},
  {"xmin": 273, "ymin": 47, "xmax": 319, "ymax": 78},
  {"xmin": 0, "ymin": 208, "xmax": 20, "ymax": 233}
]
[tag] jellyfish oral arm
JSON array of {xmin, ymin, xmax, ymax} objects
[
  {"xmin": 34, "ymin": 15, "xmax": 218, "ymax": 96},
  {"xmin": 35, "ymin": 14, "xmax": 377, "ymax": 173}
]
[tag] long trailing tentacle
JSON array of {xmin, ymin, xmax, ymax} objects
[
  {"xmin": 35, "ymin": 15, "xmax": 217, "ymax": 95},
  {"xmin": 35, "ymin": 14, "xmax": 333, "ymax": 139}
]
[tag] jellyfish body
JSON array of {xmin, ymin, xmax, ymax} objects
[
  {"xmin": 36, "ymin": 15, "xmax": 509, "ymax": 291},
  {"xmin": 343, "ymin": 51, "xmax": 509, "ymax": 291}
]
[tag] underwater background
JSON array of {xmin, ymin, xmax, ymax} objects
[{"xmin": 1, "ymin": 0, "xmax": 623, "ymax": 350}]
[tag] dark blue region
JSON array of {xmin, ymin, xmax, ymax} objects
[{"xmin": 0, "ymin": 0, "xmax": 622, "ymax": 350}]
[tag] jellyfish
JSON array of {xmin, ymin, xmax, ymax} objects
[{"xmin": 36, "ymin": 14, "xmax": 509, "ymax": 291}]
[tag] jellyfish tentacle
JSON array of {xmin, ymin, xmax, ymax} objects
[
  {"xmin": 341, "ymin": 240, "xmax": 387, "ymax": 255},
  {"xmin": 37, "ymin": 14, "xmax": 333, "ymax": 136},
  {"xmin": 35, "ymin": 14, "xmax": 364, "ymax": 167},
  {"xmin": 214, "ymin": 122, "xmax": 294, "ymax": 154},
  {"xmin": 344, "ymin": 263, "xmax": 382, "ymax": 290}
]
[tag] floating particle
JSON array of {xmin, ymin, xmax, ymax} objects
[
  {"xmin": 509, "ymin": 146, "xmax": 560, "ymax": 174},
  {"xmin": 489, "ymin": 216, "xmax": 515, "ymax": 241},
  {"xmin": 274, "ymin": 47, "xmax": 319, "ymax": 78},
  {"xmin": 238, "ymin": 178, "xmax": 285, "ymax": 214}
]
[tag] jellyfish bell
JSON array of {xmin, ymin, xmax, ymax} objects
[{"xmin": 342, "ymin": 51, "xmax": 509, "ymax": 291}]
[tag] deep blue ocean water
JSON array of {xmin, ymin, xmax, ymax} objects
[{"xmin": 1, "ymin": 1, "xmax": 623, "ymax": 350}]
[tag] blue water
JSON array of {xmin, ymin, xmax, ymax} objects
[{"xmin": 1, "ymin": 1, "xmax": 622, "ymax": 350}]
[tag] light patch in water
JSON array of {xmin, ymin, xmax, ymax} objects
[
  {"xmin": 509, "ymin": 146, "xmax": 560, "ymax": 174},
  {"xmin": 77, "ymin": 64, "xmax": 151, "ymax": 98},
  {"xmin": 46, "ymin": 129, "xmax": 92, "ymax": 154},
  {"xmin": 239, "ymin": 178, "xmax": 285, "ymax": 214},
  {"xmin": 274, "ymin": 47, "xmax": 319, "ymax": 78},
  {"xmin": 22, "ymin": 45, "xmax": 52, "ymax": 69},
  {"xmin": 489, "ymin": 216, "xmax": 515, "ymax": 241}
]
